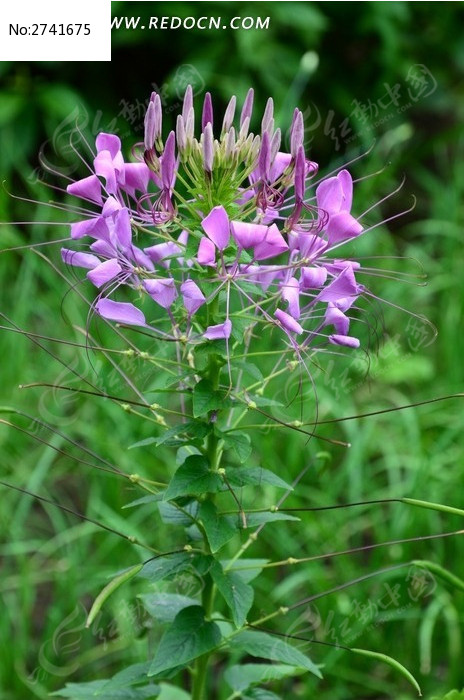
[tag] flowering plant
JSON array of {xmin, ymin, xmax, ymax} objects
[{"xmin": 8, "ymin": 85, "xmax": 457, "ymax": 700}]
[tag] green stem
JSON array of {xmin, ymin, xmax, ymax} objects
[
  {"xmin": 191, "ymin": 572, "xmax": 216, "ymax": 700},
  {"xmin": 191, "ymin": 355, "xmax": 222, "ymax": 700}
]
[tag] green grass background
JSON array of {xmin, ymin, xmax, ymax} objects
[{"xmin": 0, "ymin": 2, "xmax": 464, "ymax": 698}]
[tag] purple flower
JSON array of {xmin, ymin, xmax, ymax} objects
[
  {"xmin": 316, "ymin": 170, "xmax": 363, "ymax": 244},
  {"xmin": 181, "ymin": 280, "xmax": 206, "ymax": 315},
  {"xmin": 61, "ymin": 248, "xmax": 100, "ymax": 270},
  {"xmin": 61, "ymin": 85, "xmax": 383, "ymax": 352},
  {"xmin": 143, "ymin": 278, "xmax": 177, "ymax": 309},
  {"xmin": 329, "ymin": 334, "xmax": 360, "ymax": 349},
  {"xmin": 281, "ymin": 277, "xmax": 300, "ymax": 319},
  {"xmin": 87, "ymin": 259, "xmax": 122, "ymax": 288},
  {"xmin": 275, "ymin": 309, "xmax": 303, "ymax": 335},
  {"xmin": 204, "ymin": 320, "xmax": 232, "ymax": 340},
  {"xmin": 198, "ymin": 237, "xmax": 216, "ymax": 266},
  {"xmin": 201, "ymin": 206, "xmax": 230, "ymax": 250},
  {"xmin": 95, "ymin": 299, "xmax": 146, "ymax": 326}
]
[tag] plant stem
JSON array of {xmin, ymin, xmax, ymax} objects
[
  {"xmin": 191, "ymin": 354, "xmax": 222, "ymax": 700},
  {"xmin": 191, "ymin": 572, "xmax": 215, "ymax": 700}
]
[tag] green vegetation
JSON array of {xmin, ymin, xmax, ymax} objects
[{"xmin": 1, "ymin": 2, "xmax": 464, "ymax": 698}]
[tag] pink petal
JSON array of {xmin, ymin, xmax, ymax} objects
[
  {"xmin": 90, "ymin": 239, "xmax": 115, "ymax": 257},
  {"xmin": 197, "ymin": 237, "xmax": 216, "ymax": 266},
  {"xmin": 204, "ymin": 320, "xmax": 232, "ymax": 340},
  {"xmin": 102, "ymin": 196, "xmax": 122, "ymax": 216},
  {"xmin": 61, "ymin": 248, "xmax": 100, "ymax": 270},
  {"xmin": 201, "ymin": 206, "xmax": 230, "ymax": 250},
  {"xmin": 96, "ymin": 133, "xmax": 121, "ymax": 159},
  {"xmin": 300, "ymin": 267, "xmax": 328, "ymax": 289},
  {"xmin": 316, "ymin": 177, "xmax": 343, "ymax": 214},
  {"xmin": 297, "ymin": 232, "xmax": 327, "ymax": 260},
  {"xmin": 70, "ymin": 217, "xmax": 108, "ymax": 240},
  {"xmin": 231, "ymin": 221, "xmax": 269, "ymax": 249},
  {"xmin": 94, "ymin": 150, "xmax": 118, "ymax": 195},
  {"xmin": 269, "ymin": 152, "xmax": 292, "ymax": 182},
  {"xmin": 67, "ymin": 175, "xmax": 102, "ymax": 205},
  {"xmin": 275, "ymin": 308, "xmax": 303, "ymax": 335},
  {"xmin": 325, "ymin": 303, "xmax": 350, "ymax": 335},
  {"xmin": 338, "ymin": 169, "xmax": 353, "ymax": 212},
  {"xmin": 87, "ymin": 259, "xmax": 122, "ymax": 288},
  {"xmin": 112, "ymin": 208, "xmax": 132, "ymax": 250},
  {"xmin": 123, "ymin": 163, "xmax": 150, "ymax": 197},
  {"xmin": 143, "ymin": 278, "xmax": 177, "ymax": 308},
  {"xmin": 329, "ymin": 334, "xmax": 360, "ymax": 349},
  {"xmin": 254, "ymin": 224, "xmax": 288, "ymax": 260},
  {"xmin": 181, "ymin": 280, "xmax": 205, "ymax": 315},
  {"xmin": 327, "ymin": 211, "xmax": 363, "ymax": 244},
  {"xmin": 281, "ymin": 277, "xmax": 300, "ymax": 319},
  {"xmin": 144, "ymin": 241, "xmax": 181, "ymax": 268},
  {"xmin": 315, "ymin": 266, "xmax": 360, "ymax": 304},
  {"xmin": 95, "ymin": 299, "xmax": 146, "ymax": 326}
]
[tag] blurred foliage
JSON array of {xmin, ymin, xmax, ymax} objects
[{"xmin": 1, "ymin": 2, "xmax": 464, "ymax": 699}]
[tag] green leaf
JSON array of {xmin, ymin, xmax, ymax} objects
[
  {"xmin": 158, "ymin": 500, "xmax": 199, "ymax": 526},
  {"xmin": 138, "ymin": 553, "xmax": 193, "ymax": 583},
  {"xmin": 225, "ymin": 663, "xmax": 304, "ymax": 692},
  {"xmin": 52, "ymin": 680, "xmax": 159, "ymax": 698},
  {"xmin": 240, "ymin": 512, "xmax": 300, "ymax": 528},
  {"xmin": 211, "ymin": 561, "xmax": 254, "ymax": 627},
  {"xmin": 430, "ymin": 690, "xmax": 464, "ymax": 700},
  {"xmin": 244, "ymin": 689, "xmax": 282, "ymax": 700},
  {"xmin": 86, "ymin": 564, "xmax": 143, "ymax": 628},
  {"xmin": 164, "ymin": 456, "xmax": 222, "ymax": 500},
  {"xmin": 99, "ymin": 662, "xmax": 151, "ymax": 694},
  {"xmin": 221, "ymin": 559, "xmax": 269, "ymax": 583},
  {"xmin": 192, "ymin": 379, "xmax": 235, "ymax": 418},
  {"xmin": 123, "ymin": 495, "xmax": 162, "ymax": 509},
  {"xmin": 232, "ymin": 361, "xmax": 263, "ymax": 381},
  {"xmin": 350, "ymin": 648, "xmax": 421, "ymax": 696},
  {"xmin": 128, "ymin": 437, "xmax": 158, "ymax": 450},
  {"xmin": 227, "ymin": 467, "xmax": 292, "ymax": 491},
  {"xmin": 157, "ymin": 683, "xmax": 191, "ymax": 700},
  {"xmin": 229, "ymin": 630, "xmax": 322, "ymax": 678},
  {"xmin": 199, "ymin": 501, "xmax": 237, "ymax": 553},
  {"xmin": 154, "ymin": 421, "xmax": 210, "ymax": 447},
  {"xmin": 139, "ymin": 593, "xmax": 198, "ymax": 623},
  {"xmin": 149, "ymin": 606, "xmax": 221, "ymax": 676},
  {"xmin": 220, "ymin": 431, "xmax": 252, "ymax": 463}
]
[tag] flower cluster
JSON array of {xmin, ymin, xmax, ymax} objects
[{"xmin": 62, "ymin": 86, "xmax": 367, "ymax": 350}]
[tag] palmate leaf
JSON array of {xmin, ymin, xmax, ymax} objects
[
  {"xmin": 227, "ymin": 467, "xmax": 293, "ymax": 491},
  {"xmin": 139, "ymin": 593, "xmax": 198, "ymax": 623},
  {"xmin": 224, "ymin": 663, "xmax": 305, "ymax": 692},
  {"xmin": 192, "ymin": 379, "xmax": 236, "ymax": 418},
  {"xmin": 149, "ymin": 606, "xmax": 222, "ymax": 676},
  {"xmin": 243, "ymin": 689, "xmax": 282, "ymax": 700},
  {"xmin": 164, "ymin": 455, "xmax": 223, "ymax": 500},
  {"xmin": 138, "ymin": 553, "xmax": 193, "ymax": 583},
  {"xmin": 211, "ymin": 561, "xmax": 254, "ymax": 627},
  {"xmin": 156, "ymin": 684, "xmax": 191, "ymax": 700},
  {"xmin": 99, "ymin": 662, "xmax": 151, "ymax": 694},
  {"xmin": 229, "ymin": 629, "xmax": 322, "ymax": 678},
  {"xmin": 157, "ymin": 500, "xmax": 199, "ymax": 526},
  {"xmin": 198, "ymin": 501, "xmax": 237, "ymax": 552},
  {"xmin": 219, "ymin": 430, "xmax": 252, "ymax": 463}
]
